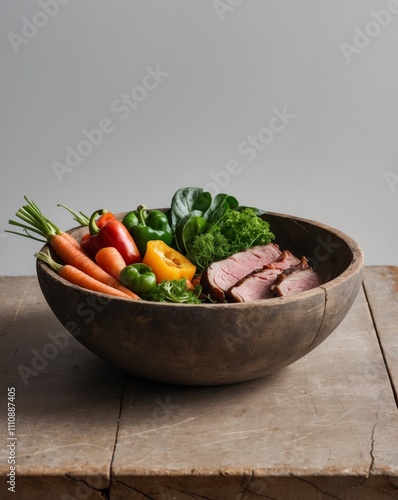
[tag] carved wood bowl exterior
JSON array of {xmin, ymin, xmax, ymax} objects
[{"xmin": 36, "ymin": 211, "xmax": 364, "ymax": 386}]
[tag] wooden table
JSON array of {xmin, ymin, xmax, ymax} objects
[{"xmin": 1, "ymin": 266, "xmax": 398, "ymax": 500}]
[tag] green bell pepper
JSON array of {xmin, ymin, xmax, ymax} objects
[
  {"xmin": 122, "ymin": 205, "xmax": 173, "ymax": 257},
  {"xmin": 119, "ymin": 263, "xmax": 157, "ymax": 295}
]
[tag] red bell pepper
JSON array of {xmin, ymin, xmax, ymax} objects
[
  {"xmin": 96, "ymin": 210, "xmax": 116, "ymax": 228},
  {"xmin": 80, "ymin": 210, "xmax": 116, "ymax": 245},
  {"xmin": 81, "ymin": 209, "xmax": 141, "ymax": 264}
]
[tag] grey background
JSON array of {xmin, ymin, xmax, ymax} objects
[{"xmin": 1, "ymin": 0, "xmax": 397, "ymax": 276}]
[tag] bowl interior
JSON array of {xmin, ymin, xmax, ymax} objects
[{"xmin": 264, "ymin": 211, "xmax": 356, "ymax": 283}]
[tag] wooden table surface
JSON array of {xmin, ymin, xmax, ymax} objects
[{"xmin": 1, "ymin": 266, "xmax": 398, "ymax": 500}]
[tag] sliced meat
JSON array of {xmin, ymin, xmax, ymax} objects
[
  {"xmin": 264, "ymin": 249, "xmax": 301, "ymax": 270},
  {"xmin": 227, "ymin": 250, "xmax": 301, "ymax": 303},
  {"xmin": 200, "ymin": 243, "xmax": 282, "ymax": 302},
  {"xmin": 271, "ymin": 257, "xmax": 323, "ymax": 297},
  {"xmin": 227, "ymin": 267, "xmax": 281, "ymax": 302}
]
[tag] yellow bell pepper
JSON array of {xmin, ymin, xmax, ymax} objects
[{"xmin": 142, "ymin": 240, "xmax": 196, "ymax": 283}]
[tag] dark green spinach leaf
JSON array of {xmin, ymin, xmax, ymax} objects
[
  {"xmin": 170, "ymin": 187, "xmax": 211, "ymax": 231},
  {"xmin": 202, "ymin": 193, "xmax": 239, "ymax": 225}
]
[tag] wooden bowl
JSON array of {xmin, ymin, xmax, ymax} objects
[{"xmin": 36, "ymin": 211, "xmax": 364, "ymax": 386}]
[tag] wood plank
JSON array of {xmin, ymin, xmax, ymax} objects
[
  {"xmin": 0, "ymin": 277, "xmax": 124, "ymax": 500},
  {"xmin": 363, "ymin": 266, "xmax": 398, "ymax": 403},
  {"xmin": 1, "ymin": 270, "xmax": 398, "ymax": 499},
  {"xmin": 111, "ymin": 285, "xmax": 398, "ymax": 498}
]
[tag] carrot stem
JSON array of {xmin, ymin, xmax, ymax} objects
[
  {"xmin": 8, "ymin": 197, "xmax": 59, "ymax": 240},
  {"xmin": 5, "ymin": 228, "xmax": 47, "ymax": 243},
  {"xmin": 35, "ymin": 251, "xmax": 62, "ymax": 272},
  {"xmin": 57, "ymin": 204, "xmax": 90, "ymax": 226}
]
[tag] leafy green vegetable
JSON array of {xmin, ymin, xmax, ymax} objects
[
  {"xmin": 219, "ymin": 207, "xmax": 275, "ymax": 253},
  {"xmin": 174, "ymin": 212, "xmax": 206, "ymax": 254},
  {"xmin": 187, "ymin": 230, "xmax": 230, "ymax": 271},
  {"xmin": 167, "ymin": 187, "xmax": 275, "ymax": 272},
  {"xmin": 170, "ymin": 188, "xmax": 211, "ymax": 231},
  {"xmin": 180, "ymin": 215, "xmax": 207, "ymax": 251},
  {"xmin": 201, "ymin": 193, "xmax": 239, "ymax": 225},
  {"xmin": 187, "ymin": 208, "xmax": 275, "ymax": 270},
  {"xmin": 142, "ymin": 278, "xmax": 202, "ymax": 304},
  {"xmin": 169, "ymin": 187, "xmax": 239, "ymax": 255}
]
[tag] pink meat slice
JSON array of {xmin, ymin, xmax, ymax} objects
[
  {"xmin": 228, "ymin": 250, "xmax": 301, "ymax": 302},
  {"xmin": 272, "ymin": 264, "xmax": 323, "ymax": 297},
  {"xmin": 201, "ymin": 243, "xmax": 282, "ymax": 302}
]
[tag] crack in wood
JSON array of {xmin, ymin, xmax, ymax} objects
[
  {"xmin": 109, "ymin": 373, "xmax": 127, "ymax": 484},
  {"xmin": 369, "ymin": 423, "xmax": 376, "ymax": 478},
  {"xmin": 243, "ymin": 472, "xmax": 278, "ymax": 500},
  {"xmin": 301, "ymin": 285, "xmax": 328, "ymax": 357},
  {"xmin": 362, "ymin": 281, "xmax": 398, "ymax": 408},
  {"xmin": 112, "ymin": 479, "xmax": 157, "ymax": 499},
  {"xmin": 367, "ymin": 394, "xmax": 381, "ymax": 477},
  {"xmin": 239, "ymin": 471, "xmax": 254, "ymax": 500},
  {"xmin": 289, "ymin": 475, "xmax": 343, "ymax": 500},
  {"xmin": 64, "ymin": 472, "xmax": 110, "ymax": 499},
  {"xmin": 368, "ymin": 390, "xmax": 384, "ymax": 478},
  {"xmin": 239, "ymin": 475, "xmax": 278, "ymax": 500}
]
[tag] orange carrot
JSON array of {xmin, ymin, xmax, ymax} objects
[
  {"xmin": 7, "ymin": 196, "xmax": 140, "ymax": 300},
  {"xmin": 49, "ymin": 234, "xmax": 140, "ymax": 300},
  {"xmin": 61, "ymin": 231, "xmax": 82, "ymax": 249},
  {"xmin": 95, "ymin": 247, "xmax": 127, "ymax": 281},
  {"xmin": 191, "ymin": 274, "xmax": 202, "ymax": 288},
  {"xmin": 185, "ymin": 278, "xmax": 195, "ymax": 291},
  {"xmin": 35, "ymin": 252, "xmax": 132, "ymax": 299}
]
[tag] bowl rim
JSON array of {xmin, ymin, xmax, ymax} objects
[{"xmin": 36, "ymin": 209, "xmax": 365, "ymax": 308}]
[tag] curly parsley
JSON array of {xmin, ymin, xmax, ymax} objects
[
  {"xmin": 219, "ymin": 207, "xmax": 275, "ymax": 253},
  {"xmin": 142, "ymin": 279, "xmax": 202, "ymax": 304},
  {"xmin": 187, "ymin": 208, "xmax": 275, "ymax": 271}
]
